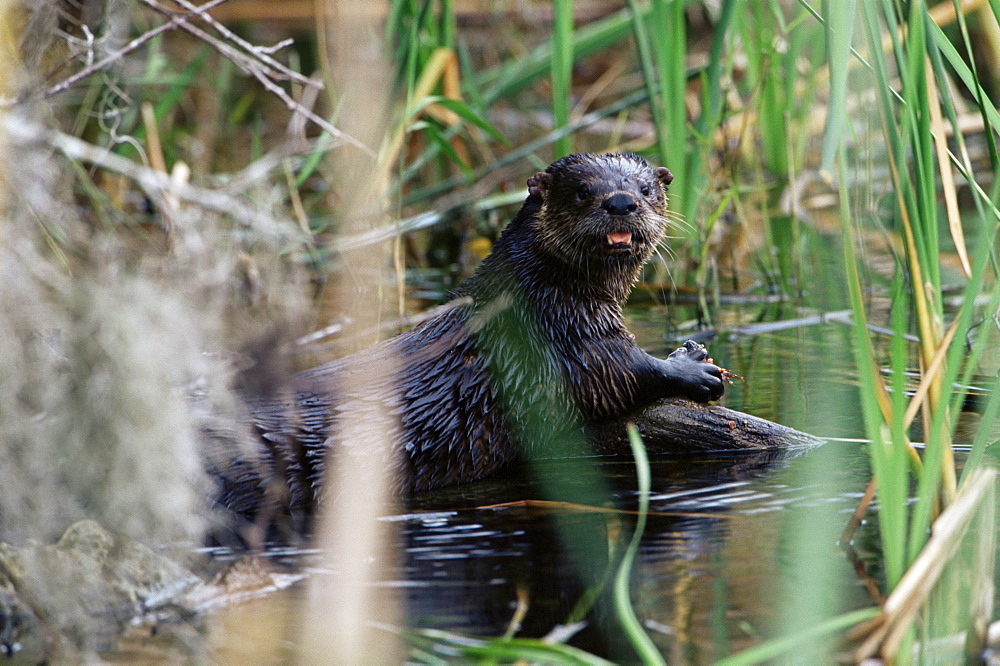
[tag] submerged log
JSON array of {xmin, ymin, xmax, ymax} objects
[{"xmin": 595, "ymin": 397, "xmax": 825, "ymax": 455}]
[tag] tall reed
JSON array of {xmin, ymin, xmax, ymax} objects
[
  {"xmin": 627, "ymin": 0, "xmax": 702, "ymax": 228},
  {"xmin": 827, "ymin": 0, "xmax": 1000, "ymax": 659}
]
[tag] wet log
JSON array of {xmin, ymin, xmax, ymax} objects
[{"xmin": 594, "ymin": 398, "xmax": 825, "ymax": 455}]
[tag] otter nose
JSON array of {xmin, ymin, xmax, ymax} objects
[{"xmin": 602, "ymin": 193, "xmax": 637, "ymax": 216}]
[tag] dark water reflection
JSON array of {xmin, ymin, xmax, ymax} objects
[
  {"xmin": 395, "ymin": 445, "xmax": 878, "ymax": 662},
  {"xmin": 385, "ymin": 315, "xmax": 883, "ymax": 662}
]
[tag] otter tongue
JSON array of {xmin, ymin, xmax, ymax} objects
[{"xmin": 607, "ymin": 231, "xmax": 632, "ymax": 245}]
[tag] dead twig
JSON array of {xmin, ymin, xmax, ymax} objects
[
  {"xmin": 5, "ymin": 117, "xmax": 441, "ymax": 255},
  {"xmin": 851, "ymin": 467, "xmax": 997, "ymax": 661},
  {"xmin": 165, "ymin": 0, "xmax": 317, "ymax": 88},
  {"xmin": 42, "ymin": 0, "xmax": 373, "ymax": 159},
  {"xmin": 138, "ymin": 0, "xmax": 375, "ymax": 158},
  {"xmin": 41, "ymin": 0, "xmax": 232, "ymax": 100},
  {"xmin": 5, "ymin": 116, "xmax": 300, "ymax": 238}
]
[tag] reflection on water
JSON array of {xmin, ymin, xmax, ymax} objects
[
  {"xmin": 207, "ymin": 317, "xmax": 893, "ymax": 662},
  {"xmin": 394, "ymin": 438, "xmax": 875, "ymax": 662}
]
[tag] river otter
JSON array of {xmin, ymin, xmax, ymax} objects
[{"xmin": 212, "ymin": 153, "xmax": 724, "ymax": 523}]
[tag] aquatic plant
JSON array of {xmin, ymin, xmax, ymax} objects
[
  {"xmin": 725, "ymin": 0, "xmax": 1000, "ymax": 661},
  {"xmin": 833, "ymin": 0, "xmax": 1000, "ymax": 659}
]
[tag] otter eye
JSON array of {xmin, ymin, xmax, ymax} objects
[
  {"xmin": 640, "ymin": 184, "xmax": 651, "ymax": 196},
  {"xmin": 576, "ymin": 186, "xmax": 591, "ymax": 201}
]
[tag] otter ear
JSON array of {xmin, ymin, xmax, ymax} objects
[
  {"xmin": 527, "ymin": 171, "xmax": 551, "ymax": 200},
  {"xmin": 654, "ymin": 167, "xmax": 674, "ymax": 189}
]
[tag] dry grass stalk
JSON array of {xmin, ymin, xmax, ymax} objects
[
  {"xmin": 851, "ymin": 467, "xmax": 997, "ymax": 661},
  {"xmin": 296, "ymin": 0, "xmax": 402, "ymax": 662}
]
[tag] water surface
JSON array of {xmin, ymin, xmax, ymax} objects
[
  {"xmin": 199, "ymin": 302, "xmax": 993, "ymax": 662},
  {"xmin": 384, "ymin": 310, "xmax": 881, "ymax": 661}
]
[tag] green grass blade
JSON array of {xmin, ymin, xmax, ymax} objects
[
  {"xmin": 716, "ymin": 607, "xmax": 880, "ymax": 666},
  {"xmin": 884, "ymin": 274, "xmax": 913, "ymax": 588},
  {"xmin": 626, "ymin": 0, "xmax": 665, "ymax": 164},
  {"xmin": 115, "ymin": 45, "xmax": 208, "ymax": 161},
  {"xmin": 653, "ymin": 0, "xmax": 692, "ymax": 219},
  {"xmin": 411, "ymin": 96, "xmax": 507, "ymax": 143},
  {"xmin": 612, "ymin": 426, "xmax": 665, "ymax": 666},
  {"xmin": 294, "ymin": 126, "xmax": 338, "ymax": 189},
  {"xmin": 837, "ymin": 142, "xmax": 911, "ymax": 586},
  {"xmin": 928, "ymin": 13, "xmax": 1000, "ymax": 170},
  {"xmin": 401, "ymin": 626, "xmax": 615, "ymax": 664},
  {"xmin": 819, "ymin": 0, "xmax": 857, "ymax": 174},
  {"xmin": 961, "ymin": 373, "xmax": 1000, "ymax": 481},
  {"xmin": 696, "ymin": 0, "xmax": 737, "ymax": 136},
  {"xmin": 440, "ymin": 0, "xmax": 454, "ymax": 49},
  {"xmin": 552, "ymin": 0, "xmax": 574, "ymax": 158},
  {"xmin": 418, "ymin": 121, "xmax": 471, "ymax": 176},
  {"xmin": 988, "ymin": 0, "xmax": 1000, "ymax": 23},
  {"xmin": 401, "ymin": 88, "xmax": 648, "ymax": 204},
  {"xmin": 476, "ymin": 7, "xmax": 641, "ymax": 105}
]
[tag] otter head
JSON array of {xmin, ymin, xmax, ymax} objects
[{"xmin": 526, "ymin": 153, "xmax": 673, "ymax": 277}]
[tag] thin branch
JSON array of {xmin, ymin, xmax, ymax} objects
[
  {"xmin": 5, "ymin": 116, "xmax": 444, "ymax": 256},
  {"xmin": 332, "ymin": 211, "xmax": 442, "ymax": 252},
  {"xmin": 248, "ymin": 64, "xmax": 375, "ymax": 157},
  {"xmin": 4, "ymin": 116, "xmax": 301, "ymax": 238},
  {"xmin": 138, "ymin": 0, "xmax": 375, "ymax": 158},
  {"xmin": 222, "ymin": 139, "xmax": 323, "ymax": 191},
  {"xmin": 165, "ymin": 0, "xmax": 317, "ymax": 88},
  {"xmin": 41, "ymin": 0, "xmax": 232, "ymax": 99}
]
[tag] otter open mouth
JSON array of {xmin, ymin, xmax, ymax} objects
[{"xmin": 606, "ymin": 231, "xmax": 633, "ymax": 251}]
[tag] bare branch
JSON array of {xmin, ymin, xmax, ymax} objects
[
  {"xmin": 4, "ymin": 117, "xmax": 430, "ymax": 255},
  {"xmin": 138, "ymin": 0, "xmax": 375, "ymax": 158},
  {"xmin": 41, "ymin": 0, "xmax": 373, "ymax": 159},
  {"xmin": 42, "ymin": 0, "xmax": 232, "ymax": 99},
  {"xmin": 331, "ymin": 211, "xmax": 442, "ymax": 252},
  {"xmin": 4, "ymin": 116, "xmax": 302, "ymax": 238},
  {"xmin": 165, "ymin": 0, "xmax": 317, "ymax": 88}
]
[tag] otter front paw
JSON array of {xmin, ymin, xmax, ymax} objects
[{"xmin": 665, "ymin": 340, "xmax": 725, "ymax": 402}]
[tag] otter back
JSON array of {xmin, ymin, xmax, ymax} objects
[{"xmin": 208, "ymin": 153, "xmax": 724, "ymax": 530}]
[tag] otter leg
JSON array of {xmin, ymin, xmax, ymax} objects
[{"xmin": 636, "ymin": 341, "xmax": 725, "ymax": 404}]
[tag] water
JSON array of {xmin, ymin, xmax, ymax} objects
[
  {"xmin": 381, "ymin": 309, "xmax": 880, "ymax": 662},
  {"xmin": 390, "ymin": 442, "xmax": 876, "ymax": 661},
  {"xmin": 192, "ymin": 302, "xmax": 994, "ymax": 662}
]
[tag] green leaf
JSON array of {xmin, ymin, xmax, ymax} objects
[
  {"xmin": 408, "ymin": 96, "xmax": 507, "ymax": 144},
  {"xmin": 611, "ymin": 426, "xmax": 665, "ymax": 666},
  {"xmin": 819, "ymin": 0, "xmax": 857, "ymax": 174}
]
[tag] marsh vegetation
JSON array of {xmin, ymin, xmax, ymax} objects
[{"xmin": 0, "ymin": 0, "xmax": 998, "ymax": 662}]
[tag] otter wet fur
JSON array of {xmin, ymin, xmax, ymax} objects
[{"xmin": 212, "ymin": 152, "xmax": 724, "ymax": 526}]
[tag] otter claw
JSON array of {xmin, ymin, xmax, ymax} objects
[{"xmin": 669, "ymin": 340, "xmax": 709, "ymax": 362}]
